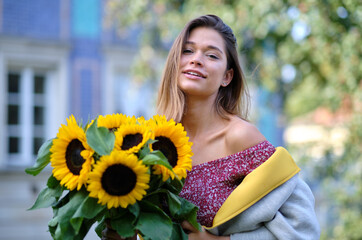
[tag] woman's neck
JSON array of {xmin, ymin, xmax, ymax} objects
[{"xmin": 181, "ymin": 96, "xmax": 227, "ymax": 142}]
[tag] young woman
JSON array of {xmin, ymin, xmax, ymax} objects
[
  {"xmin": 157, "ymin": 15, "xmax": 320, "ymax": 239},
  {"xmin": 103, "ymin": 14, "xmax": 320, "ymax": 240}
]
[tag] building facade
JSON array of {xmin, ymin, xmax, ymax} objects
[{"xmin": 0, "ymin": 0, "xmax": 154, "ymax": 239}]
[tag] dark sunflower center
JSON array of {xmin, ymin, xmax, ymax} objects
[
  {"xmin": 121, "ymin": 133, "xmax": 143, "ymax": 150},
  {"xmin": 153, "ymin": 136, "xmax": 178, "ymax": 167},
  {"xmin": 101, "ymin": 164, "xmax": 137, "ymax": 196},
  {"xmin": 65, "ymin": 139, "xmax": 86, "ymax": 175}
]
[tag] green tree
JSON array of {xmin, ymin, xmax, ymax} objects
[{"xmin": 106, "ymin": 0, "xmax": 361, "ymax": 238}]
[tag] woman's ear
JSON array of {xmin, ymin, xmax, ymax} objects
[{"xmin": 221, "ymin": 68, "xmax": 234, "ymax": 87}]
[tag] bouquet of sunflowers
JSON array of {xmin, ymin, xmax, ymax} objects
[{"xmin": 25, "ymin": 114, "xmax": 200, "ymax": 240}]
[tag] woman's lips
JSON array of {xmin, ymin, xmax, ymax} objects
[{"xmin": 183, "ymin": 70, "xmax": 206, "ymax": 79}]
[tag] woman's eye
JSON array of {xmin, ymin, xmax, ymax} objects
[
  {"xmin": 208, "ymin": 54, "xmax": 219, "ymax": 59},
  {"xmin": 183, "ymin": 49, "xmax": 193, "ymax": 54}
]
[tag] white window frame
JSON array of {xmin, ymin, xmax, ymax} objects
[{"xmin": 0, "ymin": 37, "xmax": 69, "ymax": 169}]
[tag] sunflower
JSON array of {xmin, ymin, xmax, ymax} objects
[
  {"xmin": 50, "ymin": 115, "xmax": 94, "ymax": 191},
  {"xmin": 114, "ymin": 122, "xmax": 153, "ymax": 154},
  {"xmin": 136, "ymin": 116, "xmax": 147, "ymax": 125},
  {"xmin": 149, "ymin": 115, "xmax": 193, "ymax": 181},
  {"xmin": 97, "ymin": 113, "xmax": 129, "ymax": 132},
  {"xmin": 87, "ymin": 150, "xmax": 150, "ymax": 209}
]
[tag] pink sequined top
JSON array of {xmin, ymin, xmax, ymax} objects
[{"xmin": 179, "ymin": 141, "xmax": 275, "ymax": 227}]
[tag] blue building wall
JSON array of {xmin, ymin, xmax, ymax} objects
[
  {"xmin": 72, "ymin": 0, "xmax": 100, "ymax": 39},
  {"xmin": 2, "ymin": 0, "xmax": 61, "ymax": 39},
  {"xmin": 70, "ymin": 0, "xmax": 102, "ymax": 121}
]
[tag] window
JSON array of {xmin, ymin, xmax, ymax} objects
[
  {"xmin": 6, "ymin": 69, "xmax": 48, "ymax": 166},
  {"xmin": 0, "ymin": 38, "xmax": 69, "ymax": 169}
]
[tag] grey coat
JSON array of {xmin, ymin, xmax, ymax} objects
[{"xmin": 208, "ymin": 175, "xmax": 320, "ymax": 240}]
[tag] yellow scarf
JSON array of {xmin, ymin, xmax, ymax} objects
[{"xmin": 206, "ymin": 147, "xmax": 300, "ymax": 229}]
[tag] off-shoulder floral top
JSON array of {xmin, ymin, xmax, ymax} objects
[{"xmin": 179, "ymin": 141, "xmax": 276, "ymax": 227}]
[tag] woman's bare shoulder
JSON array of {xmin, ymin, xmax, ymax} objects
[{"xmin": 225, "ymin": 116, "xmax": 266, "ymax": 154}]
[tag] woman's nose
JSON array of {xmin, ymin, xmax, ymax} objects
[{"xmin": 190, "ymin": 53, "xmax": 203, "ymax": 66}]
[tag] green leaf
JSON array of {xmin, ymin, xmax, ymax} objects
[
  {"xmin": 166, "ymin": 191, "xmax": 181, "ymax": 216},
  {"xmin": 70, "ymin": 195, "xmax": 106, "ymax": 234},
  {"xmin": 105, "ymin": 206, "xmax": 129, "ymax": 221},
  {"xmin": 57, "ymin": 220, "xmax": 77, "ymax": 240},
  {"xmin": 174, "ymin": 197, "xmax": 201, "ymax": 231},
  {"xmin": 95, "ymin": 216, "xmax": 106, "ymax": 237},
  {"xmin": 72, "ymin": 195, "xmax": 106, "ymax": 219},
  {"xmin": 128, "ymin": 202, "xmax": 140, "ymax": 217},
  {"xmin": 138, "ymin": 139, "xmax": 157, "ymax": 159},
  {"xmin": 86, "ymin": 118, "xmax": 115, "ymax": 156},
  {"xmin": 53, "ymin": 223, "xmax": 62, "ymax": 240},
  {"xmin": 73, "ymin": 218, "xmax": 96, "ymax": 240},
  {"xmin": 137, "ymin": 200, "xmax": 172, "ymax": 240},
  {"xmin": 28, "ymin": 183, "xmax": 63, "ymax": 210},
  {"xmin": 48, "ymin": 216, "xmax": 58, "ymax": 228},
  {"xmin": 145, "ymin": 174, "xmax": 164, "ymax": 193},
  {"xmin": 141, "ymin": 151, "xmax": 173, "ymax": 170},
  {"xmin": 53, "ymin": 192, "xmax": 99, "ymax": 240},
  {"xmin": 51, "ymin": 215, "xmax": 73, "ymax": 240},
  {"xmin": 53, "ymin": 191, "xmax": 71, "ymax": 209},
  {"xmin": 25, "ymin": 139, "xmax": 53, "ymax": 176},
  {"xmin": 164, "ymin": 177, "xmax": 184, "ymax": 194},
  {"xmin": 143, "ymin": 190, "xmax": 162, "ymax": 205},
  {"xmin": 171, "ymin": 222, "xmax": 188, "ymax": 240},
  {"xmin": 48, "ymin": 220, "xmax": 57, "ymax": 238},
  {"xmin": 111, "ymin": 211, "xmax": 137, "ymax": 238},
  {"xmin": 47, "ymin": 174, "xmax": 60, "ymax": 189},
  {"xmin": 53, "ymin": 190, "xmax": 88, "ymax": 239}
]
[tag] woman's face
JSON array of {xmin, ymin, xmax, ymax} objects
[{"xmin": 178, "ymin": 27, "xmax": 233, "ymax": 98}]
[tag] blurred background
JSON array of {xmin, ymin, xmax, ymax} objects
[{"xmin": 0, "ymin": 0, "xmax": 360, "ymax": 239}]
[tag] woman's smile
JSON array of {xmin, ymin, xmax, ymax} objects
[{"xmin": 182, "ymin": 69, "xmax": 207, "ymax": 80}]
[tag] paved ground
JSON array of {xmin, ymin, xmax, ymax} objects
[{"xmin": 0, "ymin": 170, "xmax": 99, "ymax": 240}]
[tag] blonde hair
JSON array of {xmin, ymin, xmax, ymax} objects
[
  {"xmin": 156, "ymin": 34, "xmax": 185, "ymax": 122},
  {"xmin": 157, "ymin": 15, "xmax": 250, "ymax": 122}
]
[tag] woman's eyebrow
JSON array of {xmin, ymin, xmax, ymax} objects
[{"xmin": 185, "ymin": 41, "xmax": 224, "ymax": 54}]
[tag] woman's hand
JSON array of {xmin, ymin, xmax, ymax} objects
[{"xmin": 181, "ymin": 221, "xmax": 230, "ymax": 240}]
